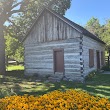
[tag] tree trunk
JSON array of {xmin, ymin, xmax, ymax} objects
[{"xmin": 0, "ymin": 25, "xmax": 6, "ymax": 74}]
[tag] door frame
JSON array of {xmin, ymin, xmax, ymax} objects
[
  {"xmin": 53, "ymin": 48, "xmax": 65, "ymax": 75},
  {"xmin": 96, "ymin": 50, "xmax": 100, "ymax": 69}
]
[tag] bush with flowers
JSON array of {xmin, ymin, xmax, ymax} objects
[{"xmin": 0, "ymin": 89, "xmax": 110, "ymax": 110}]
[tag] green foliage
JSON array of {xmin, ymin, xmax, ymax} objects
[
  {"xmin": 5, "ymin": 35, "xmax": 17, "ymax": 56},
  {"xmin": 51, "ymin": 0, "xmax": 71, "ymax": 15},
  {"xmin": 102, "ymin": 65, "xmax": 110, "ymax": 71},
  {"xmin": 5, "ymin": 35, "xmax": 24, "ymax": 62},
  {"xmin": 100, "ymin": 20, "xmax": 110, "ymax": 47},
  {"xmin": 7, "ymin": 0, "xmax": 72, "ymax": 41},
  {"xmin": 85, "ymin": 17, "xmax": 101, "ymax": 36},
  {"xmin": 14, "ymin": 46, "xmax": 24, "ymax": 62},
  {"xmin": 86, "ymin": 17, "xmax": 110, "ymax": 49}
]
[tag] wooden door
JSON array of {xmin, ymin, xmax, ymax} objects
[
  {"xmin": 53, "ymin": 49, "xmax": 64, "ymax": 73},
  {"xmin": 96, "ymin": 51, "xmax": 100, "ymax": 69}
]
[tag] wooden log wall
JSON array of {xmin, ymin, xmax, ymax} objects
[
  {"xmin": 24, "ymin": 39, "xmax": 82, "ymax": 80},
  {"xmin": 82, "ymin": 35, "xmax": 105, "ymax": 76},
  {"xmin": 24, "ymin": 10, "xmax": 84, "ymax": 81}
]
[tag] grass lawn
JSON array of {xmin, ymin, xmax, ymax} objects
[
  {"xmin": 0, "ymin": 70, "xmax": 110, "ymax": 99},
  {"xmin": 7, "ymin": 65, "xmax": 24, "ymax": 71}
]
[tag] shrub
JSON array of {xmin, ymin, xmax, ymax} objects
[
  {"xmin": 0, "ymin": 89, "xmax": 110, "ymax": 110},
  {"xmin": 0, "ymin": 88, "xmax": 16, "ymax": 98},
  {"xmin": 102, "ymin": 65, "xmax": 110, "ymax": 71}
]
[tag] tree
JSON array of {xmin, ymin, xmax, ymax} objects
[
  {"xmin": 5, "ymin": 35, "xmax": 24, "ymax": 62},
  {"xmin": 100, "ymin": 20, "xmax": 110, "ymax": 48},
  {"xmin": 85, "ymin": 17, "xmax": 101, "ymax": 37},
  {"xmin": 86, "ymin": 17, "xmax": 110, "ymax": 50},
  {"xmin": 0, "ymin": 0, "xmax": 29, "ymax": 74},
  {"xmin": 5, "ymin": 35, "xmax": 18, "ymax": 57},
  {"xmin": 0, "ymin": 0, "xmax": 71, "ymax": 74}
]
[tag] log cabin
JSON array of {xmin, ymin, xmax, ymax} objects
[{"xmin": 23, "ymin": 8, "xmax": 105, "ymax": 82}]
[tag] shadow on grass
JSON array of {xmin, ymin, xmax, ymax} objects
[{"xmin": 0, "ymin": 71, "xmax": 110, "ymax": 99}]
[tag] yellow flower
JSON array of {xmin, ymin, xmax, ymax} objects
[{"xmin": 0, "ymin": 89, "xmax": 110, "ymax": 110}]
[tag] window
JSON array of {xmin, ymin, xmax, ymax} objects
[
  {"xmin": 101, "ymin": 51, "xmax": 104, "ymax": 65},
  {"xmin": 89, "ymin": 49, "xmax": 94, "ymax": 67}
]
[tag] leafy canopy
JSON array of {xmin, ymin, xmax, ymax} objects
[
  {"xmin": 86, "ymin": 17, "xmax": 110, "ymax": 48},
  {"xmin": 3, "ymin": 0, "xmax": 71, "ymax": 61}
]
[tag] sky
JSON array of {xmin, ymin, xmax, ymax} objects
[{"xmin": 65, "ymin": 0, "xmax": 110, "ymax": 26}]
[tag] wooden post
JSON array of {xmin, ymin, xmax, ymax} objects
[
  {"xmin": 107, "ymin": 48, "xmax": 110, "ymax": 68},
  {"xmin": 109, "ymin": 50, "xmax": 110, "ymax": 56},
  {"xmin": 108, "ymin": 49, "xmax": 110, "ymax": 68},
  {"xmin": 6, "ymin": 55, "xmax": 8, "ymax": 71},
  {"xmin": 108, "ymin": 56, "xmax": 109, "ymax": 68}
]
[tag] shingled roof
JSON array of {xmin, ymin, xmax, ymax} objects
[{"xmin": 23, "ymin": 7, "xmax": 105, "ymax": 44}]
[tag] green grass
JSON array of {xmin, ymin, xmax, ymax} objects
[
  {"xmin": 7, "ymin": 65, "xmax": 24, "ymax": 71},
  {"xmin": 0, "ymin": 70, "xmax": 110, "ymax": 99}
]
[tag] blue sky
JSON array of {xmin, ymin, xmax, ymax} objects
[{"xmin": 65, "ymin": 0, "xmax": 110, "ymax": 26}]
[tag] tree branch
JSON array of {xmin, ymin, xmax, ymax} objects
[
  {"xmin": 11, "ymin": 1, "xmax": 23, "ymax": 9},
  {"xmin": 7, "ymin": 18, "xmax": 16, "ymax": 26},
  {"xmin": 7, "ymin": 31, "xmax": 17, "ymax": 38},
  {"xmin": 48, "ymin": 0, "xmax": 59, "ymax": 8},
  {"xmin": 8, "ymin": 9, "xmax": 22, "ymax": 16}
]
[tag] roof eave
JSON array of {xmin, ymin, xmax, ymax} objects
[{"xmin": 83, "ymin": 32, "xmax": 106, "ymax": 45}]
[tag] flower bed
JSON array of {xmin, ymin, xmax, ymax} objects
[{"xmin": 0, "ymin": 89, "xmax": 110, "ymax": 110}]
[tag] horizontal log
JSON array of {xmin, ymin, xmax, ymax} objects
[
  {"xmin": 25, "ymin": 53, "xmax": 80, "ymax": 58},
  {"xmin": 25, "ymin": 59, "xmax": 80, "ymax": 65},
  {"xmin": 25, "ymin": 43, "xmax": 79, "ymax": 51},
  {"xmin": 24, "ymin": 47, "xmax": 81, "ymax": 56},
  {"xmin": 65, "ymin": 64, "xmax": 81, "ymax": 68},
  {"xmin": 25, "ymin": 71, "xmax": 53, "ymax": 75},
  {"xmin": 65, "ymin": 68, "xmax": 80, "ymax": 72},
  {"xmin": 65, "ymin": 60, "xmax": 80, "ymax": 64},
  {"xmin": 64, "ymin": 49, "xmax": 80, "ymax": 53},
  {"xmin": 25, "ymin": 68, "xmax": 53, "ymax": 73},
  {"xmin": 25, "ymin": 59, "xmax": 53, "ymax": 64},
  {"xmin": 64, "ymin": 55, "xmax": 80, "ymax": 59},
  {"xmin": 25, "ymin": 63, "xmax": 53, "ymax": 69},
  {"xmin": 24, "ymin": 38, "xmax": 80, "ymax": 46},
  {"xmin": 65, "ymin": 53, "xmax": 80, "ymax": 56},
  {"xmin": 25, "ymin": 50, "xmax": 52, "ymax": 56},
  {"xmin": 25, "ymin": 41, "xmax": 79, "ymax": 47},
  {"xmin": 65, "ymin": 74, "xmax": 82, "ymax": 78},
  {"xmin": 25, "ymin": 54, "xmax": 53, "ymax": 60}
]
